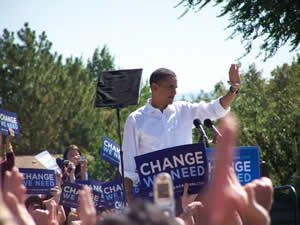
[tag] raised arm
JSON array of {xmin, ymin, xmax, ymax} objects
[{"xmin": 219, "ymin": 64, "xmax": 241, "ymax": 109}]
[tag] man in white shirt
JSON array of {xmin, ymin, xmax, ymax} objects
[{"xmin": 121, "ymin": 64, "xmax": 241, "ymax": 204}]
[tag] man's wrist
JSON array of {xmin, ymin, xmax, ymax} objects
[{"xmin": 229, "ymin": 86, "xmax": 240, "ymax": 95}]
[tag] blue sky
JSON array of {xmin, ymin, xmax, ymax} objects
[{"xmin": 1, "ymin": 0, "xmax": 299, "ymax": 96}]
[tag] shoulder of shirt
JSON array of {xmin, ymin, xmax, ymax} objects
[
  {"xmin": 126, "ymin": 105, "xmax": 147, "ymax": 120},
  {"xmin": 171, "ymin": 100, "xmax": 192, "ymax": 109}
]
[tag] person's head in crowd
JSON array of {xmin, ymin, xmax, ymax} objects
[
  {"xmin": 62, "ymin": 145, "xmax": 82, "ymax": 180},
  {"xmin": 99, "ymin": 200, "xmax": 179, "ymax": 225},
  {"xmin": 63, "ymin": 145, "xmax": 82, "ymax": 166},
  {"xmin": 25, "ymin": 195, "xmax": 45, "ymax": 215},
  {"xmin": 149, "ymin": 68, "xmax": 177, "ymax": 111}
]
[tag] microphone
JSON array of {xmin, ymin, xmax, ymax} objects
[
  {"xmin": 204, "ymin": 119, "xmax": 222, "ymax": 137},
  {"xmin": 193, "ymin": 119, "xmax": 209, "ymax": 147}
]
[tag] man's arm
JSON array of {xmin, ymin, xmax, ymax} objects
[
  {"xmin": 219, "ymin": 88, "xmax": 239, "ymax": 109},
  {"xmin": 219, "ymin": 64, "xmax": 241, "ymax": 109}
]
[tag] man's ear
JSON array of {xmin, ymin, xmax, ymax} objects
[{"xmin": 151, "ymin": 82, "xmax": 159, "ymax": 92}]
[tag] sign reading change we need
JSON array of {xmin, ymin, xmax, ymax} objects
[
  {"xmin": 206, "ymin": 146, "xmax": 260, "ymax": 185},
  {"xmin": 76, "ymin": 179, "xmax": 124, "ymax": 209},
  {"xmin": 60, "ymin": 182, "xmax": 103, "ymax": 210},
  {"xmin": 0, "ymin": 109, "xmax": 19, "ymax": 137},
  {"xmin": 100, "ymin": 136, "xmax": 120, "ymax": 167},
  {"xmin": 135, "ymin": 143, "xmax": 208, "ymax": 199},
  {"xmin": 19, "ymin": 168, "xmax": 56, "ymax": 194}
]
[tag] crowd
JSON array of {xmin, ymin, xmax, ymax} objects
[{"xmin": 0, "ymin": 115, "xmax": 273, "ymax": 225}]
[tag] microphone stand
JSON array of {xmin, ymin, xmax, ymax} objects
[
  {"xmin": 199, "ymin": 131, "xmax": 209, "ymax": 148},
  {"xmin": 115, "ymin": 105, "xmax": 127, "ymax": 204},
  {"xmin": 194, "ymin": 119, "xmax": 209, "ymax": 148}
]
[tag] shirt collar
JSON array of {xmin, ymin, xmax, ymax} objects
[{"xmin": 145, "ymin": 98, "xmax": 175, "ymax": 116}]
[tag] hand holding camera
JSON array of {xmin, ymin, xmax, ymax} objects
[
  {"xmin": 62, "ymin": 160, "xmax": 76, "ymax": 182},
  {"xmin": 79, "ymin": 156, "xmax": 87, "ymax": 170}
]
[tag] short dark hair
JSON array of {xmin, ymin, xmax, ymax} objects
[
  {"xmin": 25, "ymin": 195, "xmax": 44, "ymax": 210},
  {"xmin": 63, "ymin": 145, "xmax": 81, "ymax": 160},
  {"xmin": 63, "ymin": 144, "xmax": 83, "ymax": 180},
  {"xmin": 149, "ymin": 68, "xmax": 176, "ymax": 86}
]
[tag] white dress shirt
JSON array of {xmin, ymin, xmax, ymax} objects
[{"xmin": 120, "ymin": 98, "xmax": 229, "ymax": 183}]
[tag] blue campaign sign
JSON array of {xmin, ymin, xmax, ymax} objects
[
  {"xmin": 135, "ymin": 143, "xmax": 208, "ymax": 199},
  {"xmin": 76, "ymin": 180, "xmax": 103, "ymax": 194},
  {"xmin": 75, "ymin": 180, "xmax": 106, "ymax": 210},
  {"xmin": 19, "ymin": 168, "xmax": 56, "ymax": 194},
  {"xmin": 0, "ymin": 109, "xmax": 20, "ymax": 137},
  {"xmin": 205, "ymin": 146, "xmax": 260, "ymax": 185},
  {"xmin": 60, "ymin": 182, "xmax": 102, "ymax": 209},
  {"xmin": 60, "ymin": 182, "xmax": 82, "ymax": 208},
  {"xmin": 100, "ymin": 136, "xmax": 120, "ymax": 167},
  {"xmin": 101, "ymin": 179, "xmax": 124, "ymax": 209},
  {"xmin": 76, "ymin": 180, "xmax": 125, "ymax": 210}
]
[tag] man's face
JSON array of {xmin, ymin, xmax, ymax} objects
[{"xmin": 153, "ymin": 76, "xmax": 177, "ymax": 105}]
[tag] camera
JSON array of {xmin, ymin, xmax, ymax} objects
[
  {"xmin": 63, "ymin": 160, "xmax": 73, "ymax": 173},
  {"xmin": 79, "ymin": 156, "xmax": 85, "ymax": 163},
  {"xmin": 153, "ymin": 172, "xmax": 175, "ymax": 216}
]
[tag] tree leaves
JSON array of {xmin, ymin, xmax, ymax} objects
[{"xmin": 176, "ymin": 0, "xmax": 300, "ymax": 60}]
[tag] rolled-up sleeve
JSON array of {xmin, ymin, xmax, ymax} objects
[
  {"xmin": 210, "ymin": 97, "xmax": 230, "ymax": 119},
  {"xmin": 188, "ymin": 96, "xmax": 230, "ymax": 122},
  {"xmin": 119, "ymin": 115, "xmax": 139, "ymax": 184}
]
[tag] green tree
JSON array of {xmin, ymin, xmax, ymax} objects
[
  {"xmin": 190, "ymin": 56, "xmax": 300, "ymax": 186},
  {"xmin": 176, "ymin": 0, "xmax": 300, "ymax": 60},
  {"xmin": 231, "ymin": 57, "xmax": 300, "ymax": 186},
  {"xmin": 0, "ymin": 23, "xmax": 115, "ymax": 158},
  {"xmin": 0, "ymin": 23, "xmax": 69, "ymax": 154},
  {"xmin": 87, "ymin": 46, "xmax": 115, "ymax": 80}
]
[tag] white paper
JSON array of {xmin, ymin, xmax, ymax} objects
[{"xmin": 35, "ymin": 150, "xmax": 61, "ymax": 173}]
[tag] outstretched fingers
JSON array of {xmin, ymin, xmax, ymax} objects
[
  {"xmin": 79, "ymin": 186, "xmax": 96, "ymax": 225},
  {"xmin": 4, "ymin": 167, "xmax": 26, "ymax": 204},
  {"xmin": 242, "ymin": 184, "xmax": 270, "ymax": 225},
  {"xmin": 208, "ymin": 114, "xmax": 244, "ymax": 225}
]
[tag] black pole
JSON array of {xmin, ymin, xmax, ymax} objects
[
  {"xmin": 199, "ymin": 134, "xmax": 209, "ymax": 148},
  {"xmin": 115, "ymin": 105, "xmax": 127, "ymax": 204}
]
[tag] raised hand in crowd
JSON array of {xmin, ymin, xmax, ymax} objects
[
  {"xmin": 44, "ymin": 186, "xmax": 66, "ymax": 225},
  {"xmin": 0, "ymin": 128, "xmax": 16, "ymax": 184},
  {"xmin": 244, "ymin": 177, "xmax": 273, "ymax": 212},
  {"xmin": 0, "ymin": 179, "xmax": 16, "ymax": 225},
  {"xmin": 3, "ymin": 167, "xmax": 36, "ymax": 225},
  {"xmin": 179, "ymin": 183, "xmax": 202, "ymax": 225},
  {"xmin": 1, "ymin": 128, "xmax": 15, "ymax": 153},
  {"xmin": 49, "ymin": 185, "xmax": 62, "ymax": 203},
  {"xmin": 78, "ymin": 186, "xmax": 97, "ymax": 225},
  {"xmin": 191, "ymin": 115, "xmax": 272, "ymax": 225},
  {"xmin": 239, "ymin": 177, "xmax": 273, "ymax": 225},
  {"xmin": 31, "ymin": 199, "xmax": 59, "ymax": 225},
  {"xmin": 80, "ymin": 159, "xmax": 88, "ymax": 181}
]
